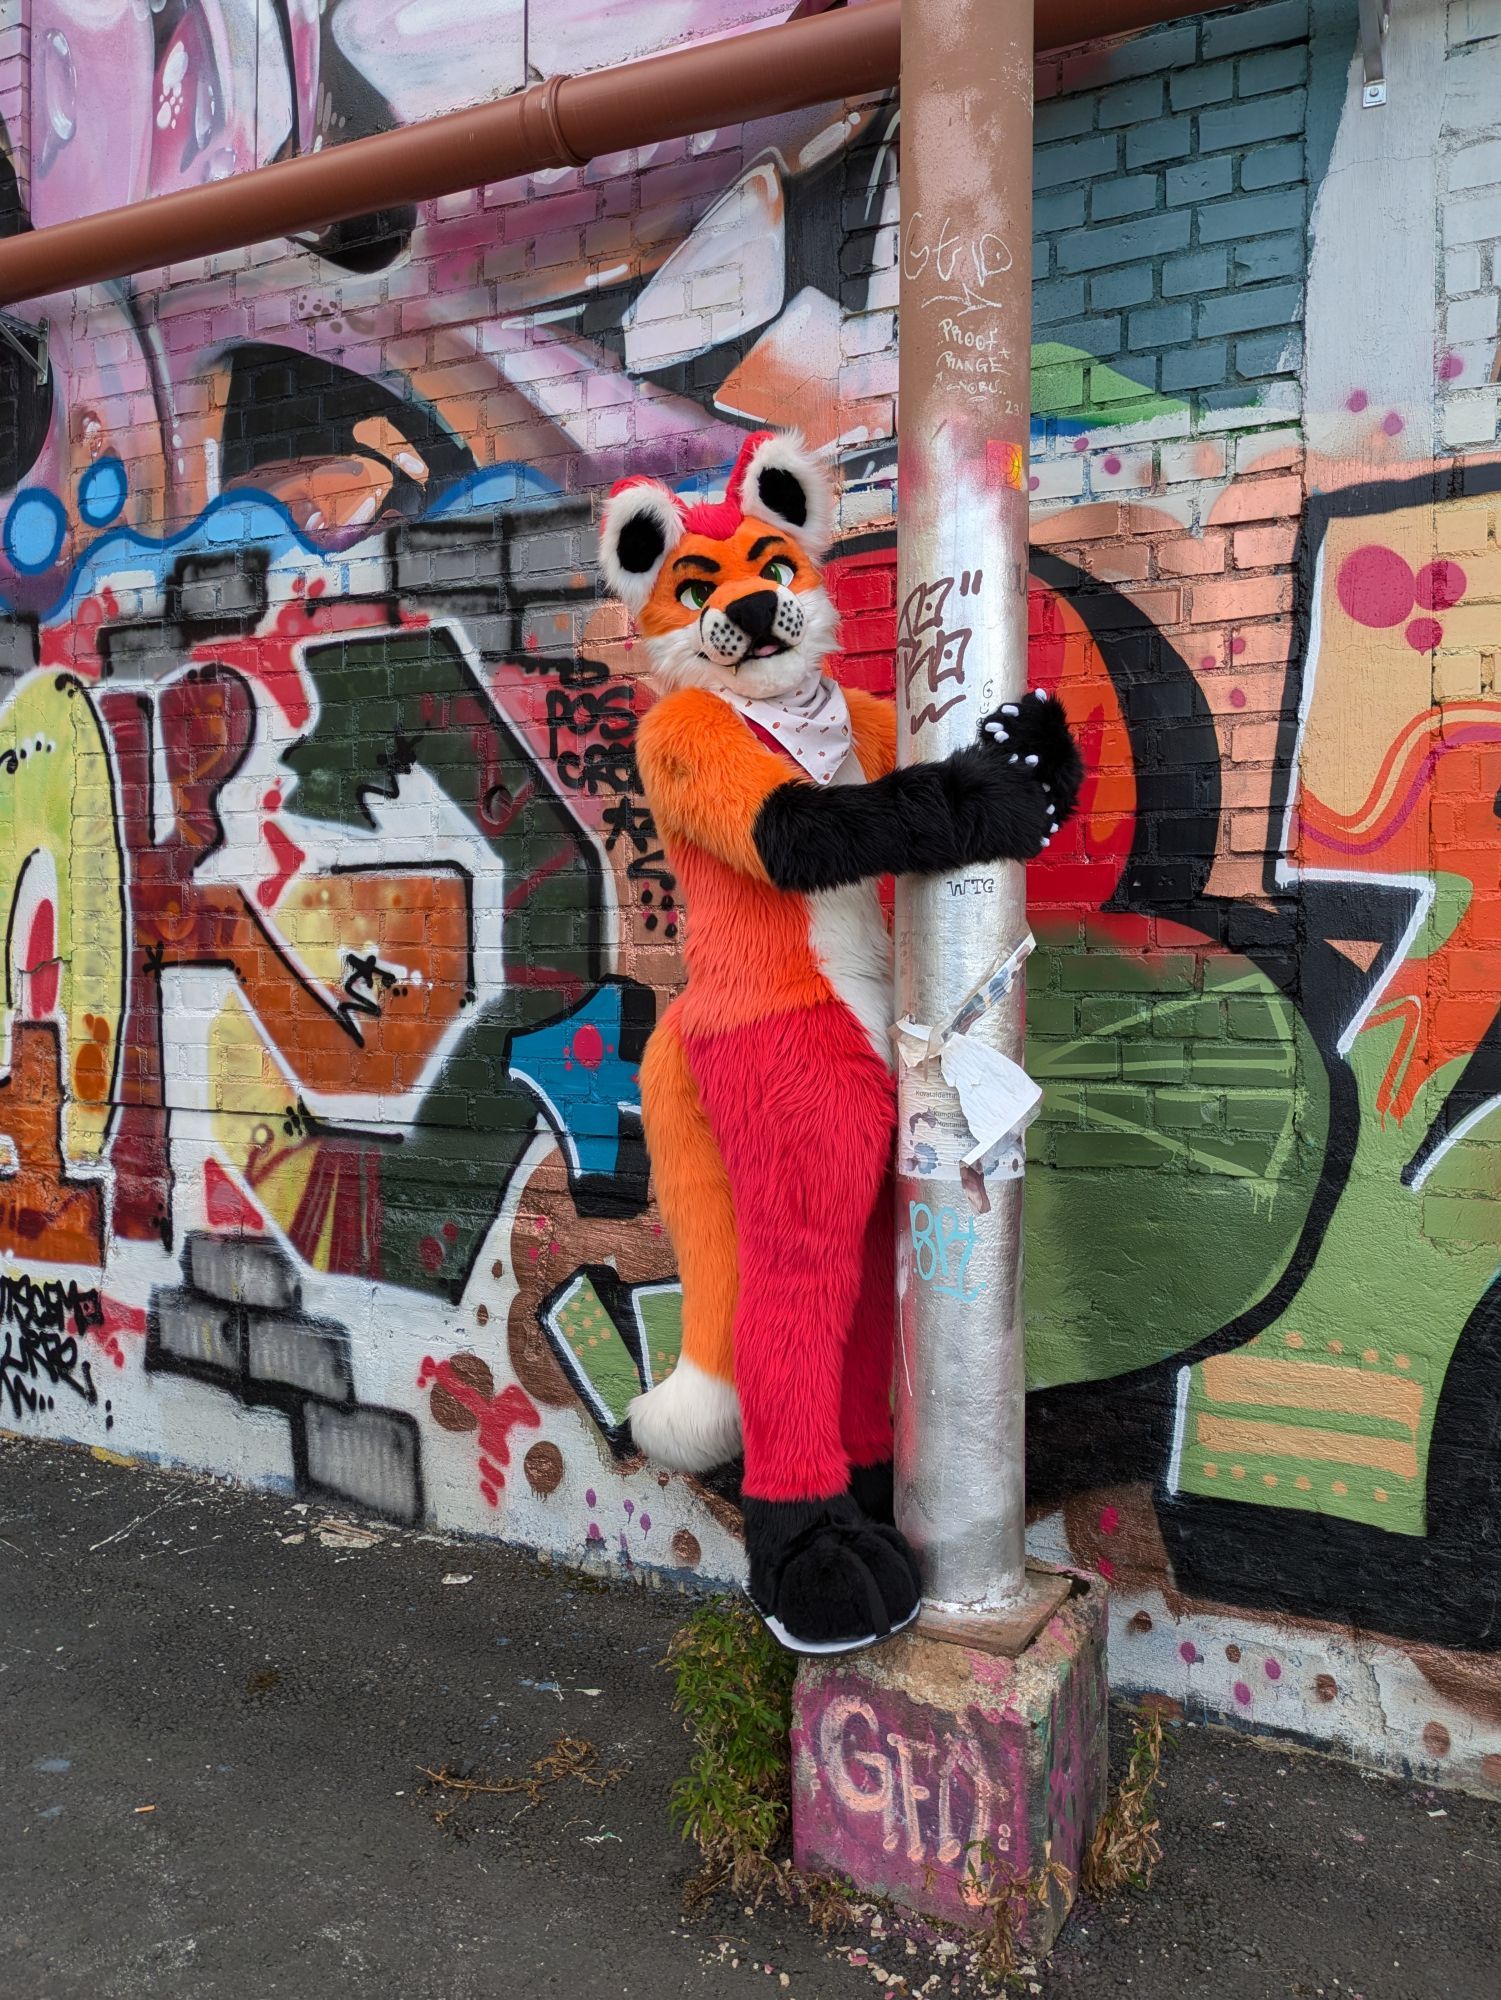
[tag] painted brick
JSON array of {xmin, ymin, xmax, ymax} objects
[
  {"xmin": 1232, "ymin": 231, "xmax": 1306, "ymax": 283},
  {"xmin": 1034, "ymin": 275, "xmax": 1089, "ymax": 325},
  {"xmin": 1201, "ymin": 0, "xmax": 1308, "ymax": 60},
  {"xmin": 1197, "ymin": 188, "xmax": 1307, "ymax": 243},
  {"xmin": 1036, "ymin": 186, "xmax": 1088, "ymax": 231},
  {"xmin": 1445, "ymin": 190, "xmax": 1501, "ymax": 247},
  {"xmin": 1236, "ymin": 44, "xmax": 1309, "ymax": 95},
  {"xmin": 1169, "ymin": 58, "xmax": 1235, "ymax": 110},
  {"xmin": 1237, "ymin": 328, "xmax": 1302, "ymax": 377},
  {"xmin": 1046, "ymin": 315, "xmax": 1123, "ymax": 357},
  {"xmin": 1191, "ymin": 574, "xmax": 1295, "ymax": 622},
  {"xmin": 1058, "ymin": 20, "xmax": 1198, "ymax": 89},
  {"xmin": 1159, "ymin": 534, "xmax": 1229, "ymax": 576},
  {"xmin": 1162, "ymin": 342, "xmax": 1229, "ymax": 393},
  {"xmin": 1198, "ymin": 90, "xmax": 1307, "ymax": 156},
  {"xmin": 1198, "ymin": 281, "xmax": 1303, "ymax": 339},
  {"xmin": 1162, "ymin": 247, "xmax": 1230, "ymax": 296},
  {"xmin": 1091, "ymin": 174, "xmax": 1160, "ymax": 222},
  {"xmin": 1447, "ymin": 247, "xmax": 1487, "ymax": 295},
  {"xmin": 1125, "ymin": 115, "xmax": 1194, "ymax": 170},
  {"xmin": 1451, "ymin": 141, "xmax": 1501, "ymax": 196},
  {"xmin": 1056, "ymin": 209, "xmax": 1192, "ymax": 274},
  {"xmin": 1448, "ymin": 291, "xmax": 1500, "ymax": 343},
  {"xmin": 1034, "ymin": 95, "xmax": 1095, "ymax": 144},
  {"xmin": 1240, "ymin": 140, "xmax": 1304, "ymax": 192},
  {"xmin": 1214, "ymin": 473, "xmax": 1305, "ymax": 524},
  {"xmin": 1091, "ymin": 354, "xmax": 1161, "ymax": 400},
  {"xmin": 1232, "ymin": 524, "xmax": 1299, "ymax": 568},
  {"xmin": 1442, "ymin": 391, "xmax": 1501, "ymax": 448},
  {"xmin": 1088, "ymin": 264, "xmax": 1154, "ymax": 311},
  {"xmin": 1166, "ymin": 156, "xmax": 1235, "ymax": 206},
  {"xmin": 1035, "ymin": 132, "xmax": 1121, "ymax": 190},
  {"xmin": 1129, "ymin": 302, "xmax": 1194, "ymax": 348},
  {"xmin": 1449, "ymin": 0, "xmax": 1501, "ymax": 48},
  {"xmin": 1098, "ymin": 76, "xmax": 1166, "ymax": 128}
]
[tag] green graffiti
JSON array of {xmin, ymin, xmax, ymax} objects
[{"xmin": 1023, "ymin": 928, "xmax": 1327, "ymax": 1390}]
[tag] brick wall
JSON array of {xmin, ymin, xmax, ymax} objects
[{"xmin": 1, "ymin": 0, "xmax": 1500, "ymax": 1798}]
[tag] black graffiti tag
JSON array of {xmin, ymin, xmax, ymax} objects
[
  {"xmin": 0, "ymin": 1272, "xmax": 103, "ymax": 1418},
  {"xmin": 897, "ymin": 572, "xmax": 984, "ymax": 734}
]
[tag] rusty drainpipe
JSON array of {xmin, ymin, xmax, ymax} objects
[
  {"xmin": 892, "ymin": 0, "xmax": 1040, "ymax": 1622},
  {"xmin": 0, "ymin": 0, "xmax": 1213, "ymax": 309}
]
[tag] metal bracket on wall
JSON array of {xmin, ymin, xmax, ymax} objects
[
  {"xmin": 1359, "ymin": 0, "xmax": 1390, "ymax": 107},
  {"xmin": 0, "ymin": 311, "xmax": 48, "ymax": 385}
]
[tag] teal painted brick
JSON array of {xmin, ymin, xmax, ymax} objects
[
  {"xmin": 1091, "ymin": 354, "xmax": 1161, "ymax": 398},
  {"xmin": 1056, "ymin": 210, "xmax": 1191, "ymax": 274},
  {"xmin": 1091, "ymin": 174, "xmax": 1160, "ymax": 222},
  {"xmin": 1129, "ymin": 301, "xmax": 1194, "ymax": 348},
  {"xmin": 1162, "ymin": 342, "xmax": 1229, "ymax": 392},
  {"xmin": 1237, "ymin": 327, "xmax": 1302, "ymax": 377},
  {"xmin": 1162, "ymin": 247, "xmax": 1230, "ymax": 296},
  {"xmin": 1034, "ymin": 96, "xmax": 1095, "ymax": 144},
  {"xmin": 1198, "ymin": 89, "xmax": 1307, "ymax": 154},
  {"xmin": 1048, "ymin": 315, "xmax": 1124, "ymax": 357},
  {"xmin": 1125, "ymin": 114, "xmax": 1194, "ymax": 169},
  {"xmin": 1237, "ymin": 43, "xmax": 1309, "ymax": 95},
  {"xmin": 1201, "ymin": 0, "xmax": 1308, "ymax": 59},
  {"xmin": 1197, "ymin": 189, "xmax": 1306, "ymax": 243},
  {"xmin": 1240, "ymin": 140, "xmax": 1304, "ymax": 191},
  {"xmin": 1035, "ymin": 132, "xmax": 1120, "ymax": 189},
  {"xmin": 1036, "ymin": 187, "xmax": 1088, "ymax": 231},
  {"xmin": 1170, "ymin": 58, "xmax": 1235, "ymax": 109},
  {"xmin": 1089, "ymin": 264, "xmax": 1155, "ymax": 310},
  {"xmin": 1232, "ymin": 230, "xmax": 1306, "ymax": 282},
  {"xmin": 1034, "ymin": 236, "xmax": 1053, "ymax": 277},
  {"xmin": 1058, "ymin": 20, "xmax": 1198, "ymax": 86},
  {"xmin": 1034, "ymin": 275, "xmax": 1088, "ymax": 325},
  {"xmin": 1198, "ymin": 280, "xmax": 1303, "ymax": 337},
  {"xmin": 1099, "ymin": 76, "xmax": 1166, "ymax": 127},
  {"xmin": 1166, "ymin": 157, "xmax": 1235, "ymax": 206}
]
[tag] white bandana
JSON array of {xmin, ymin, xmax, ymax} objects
[{"xmin": 715, "ymin": 672, "xmax": 853, "ymax": 786}]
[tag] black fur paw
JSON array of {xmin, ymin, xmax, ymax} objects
[
  {"xmin": 980, "ymin": 689, "xmax": 1084, "ymax": 848},
  {"xmin": 847, "ymin": 1459, "xmax": 895, "ymax": 1526},
  {"xmin": 744, "ymin": 1494, "xmax": 920, "ymax": 1654}
]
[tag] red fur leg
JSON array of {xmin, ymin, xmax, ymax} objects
[
  {"xmin": 685, "ymin": 1002, "xmax": 896, "ymax": 1504},
  {"xmin": 841, "ymin": 1167, "xmax": 897, "ymax": 1471}
]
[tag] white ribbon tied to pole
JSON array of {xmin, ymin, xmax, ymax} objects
[{"xmin": 895, "ymin": 931, "xmax": 1041, "ymax": 1180}]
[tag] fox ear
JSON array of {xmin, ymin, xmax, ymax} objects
[
  {"xmin": 736, "ymin": 431, "xmax": 835, "ymax": 558},
  {"xmin": 599, "ymin": 480, "xmax": 684, "ymax": 613}
]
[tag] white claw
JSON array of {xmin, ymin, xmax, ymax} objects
[
  {"xmin": 1034, "ymin": 688, "xmax": 1047, "ymax": 701},
  {"xmin": 1041, "ymin": 835, "xmax": 1051, "ymax": 847},
  {"xmin": 1025, "ymin": 754, "xmax": 1039, "ymax": 766},
  {"xmin": 986, "ymin": 723, "xmax": 1009, "ymax": 742},
  {"xmin": 1009, "ymin": 754, "xmax": 1019, "ymax": 764},
  {"xmin": 1043, "ymin": 783, "xmax": 1051, "ymax": 792},
  {"xmin": 1001, "ymin": 703, "xmax": 1019, "ymax": 717}
]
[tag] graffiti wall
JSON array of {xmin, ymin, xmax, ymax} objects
[{"xmin": 1, "ymin": 0, "xmax": 1499, "ymax": 1795}]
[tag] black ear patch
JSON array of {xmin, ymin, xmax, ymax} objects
[
  {"xmin": 617, "ymin": 508, "xmax": 668, "ymax": 574},
  {"xmin": 758, "ymin": 464, "xmax": 808, "ymax": 528}
]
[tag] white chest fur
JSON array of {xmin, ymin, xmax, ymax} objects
[{"xmin": 806, "ymin": 749, "xmax": 895, "ymax": 1068}]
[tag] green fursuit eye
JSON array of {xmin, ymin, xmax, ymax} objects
[
  {"xmin": 677, "ymin": 580, "xmax": 712, "ymax": 610},
  {"xmin": 761, "ymin": 558, "xmax": 795, "ymax": 586}
]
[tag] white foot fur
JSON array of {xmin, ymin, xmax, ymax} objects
[{"xmin": 627, "ymin": 1358, "xmax": 741, "ymax": 1473}]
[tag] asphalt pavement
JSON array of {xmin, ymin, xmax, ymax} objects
[{"xmin": 2, "ymin": 1435, "xmax": 1497, "ymax": 2000}]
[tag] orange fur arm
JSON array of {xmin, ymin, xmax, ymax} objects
[
  {"xmin": 847, "ymin": 687, "xmax": 897, "ymax": 781},
  {"xmin": 636, "ymin": 687, "xmax": 790, "ymax": 879}
]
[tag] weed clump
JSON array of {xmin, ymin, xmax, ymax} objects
[
  {"xmin": 1081, "ymin": 1705, "xmax": 1165, "ymax": 1896},
  {"xmin": 664, "ymin": 1596, "xmax": 799, "ymax": 1906}
]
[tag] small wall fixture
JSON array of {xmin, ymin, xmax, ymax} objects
[
  {"xmin": 1359, "ymin": 0, "xmax": 1390, "ymax": 107},
  {"xmin": 0, "ymin": 311, "xmax": 48, "ymax": 384}
]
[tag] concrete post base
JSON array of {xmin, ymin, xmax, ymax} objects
[{"xmin": 790, "ymin": 1567, "xmax": 1108, "ymax": 1954}]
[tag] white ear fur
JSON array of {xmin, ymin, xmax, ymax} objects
[
  {"xmin": 737, "ymin": 431, "xmax": 836, "ymax": 558},
  {"xmin": 598, "ymin": 482, "xmax": 684, "ymax": 614}
]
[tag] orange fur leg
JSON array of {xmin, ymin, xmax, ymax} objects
[{"xmin": 628, "ymin": 998, "xmax": 742, "ymax": 1471}]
